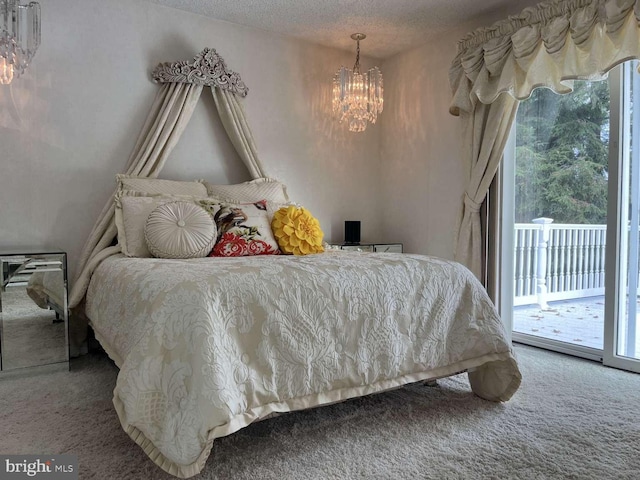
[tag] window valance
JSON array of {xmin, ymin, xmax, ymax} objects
[
  {"xmin": 450, "ymin": 0, "xmax": 640, "ymax": 115},
  {"xmin": 449, "ymin": 0, "xmax": 640, "ymax": 283}
]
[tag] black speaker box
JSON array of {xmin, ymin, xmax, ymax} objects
[{"xmin": 344, "ymin": 221, "xmax": 361, "ymax": 244}]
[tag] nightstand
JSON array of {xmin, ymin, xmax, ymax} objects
[
  {"xmin": 0, "ymin": 248, "xmax": 69, "ymax": 375},
  {"xmin": 328, "ymin": 242, "xmax": 403, "ymax": 253}
]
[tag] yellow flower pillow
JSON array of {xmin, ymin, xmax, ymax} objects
[{"xmin": 271, "ymin": 206, "xmax": 325, "ymax": 255}]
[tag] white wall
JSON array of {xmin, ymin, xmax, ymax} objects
[
  {"xmin": 378, "ymin": 28, "xmax": 468, "ymax": 259},
  {"xmin": 0, "ymin": 0, "xmax": 382, "ymax": 281}
]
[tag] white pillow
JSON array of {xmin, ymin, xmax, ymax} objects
[
  {"xmin": 116, "ymin": 174, "xmax": 207, "ymax": 197},
  {"xmin": 145, "ymin": 201, "xmax": 217, "ymax": 259},
  {"xmin": 114, "ymin": 192, "xmax": 220, "ymax": 257},
  {"xmin": 205, "ymin": 177, "xmax": 289, "ymax": 204}
]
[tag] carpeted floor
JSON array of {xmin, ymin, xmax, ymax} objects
[{"xmin": 1, "ymin": 344, "xmax": 639, "ymax": 479}]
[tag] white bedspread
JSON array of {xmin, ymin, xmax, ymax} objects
[{"xmin": 86, "ymin": 251, "xmax": 521, "ymax": 478}]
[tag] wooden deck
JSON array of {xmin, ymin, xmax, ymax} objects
[{"xmin": 513, "ymin": 296, "xmax": 605, "ymax": 349}]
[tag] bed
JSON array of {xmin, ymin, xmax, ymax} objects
[
  {"xmin": 85, "ymin": 249, "xmax": 521, "ymax": 478},
  {"xmin": 62, "ymin": 49, "xmax": 521, "ymax": 478}
]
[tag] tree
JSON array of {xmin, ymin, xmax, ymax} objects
[{"xmin": 514, "ymin": 80, "xmax": 610, "ymax": 224}]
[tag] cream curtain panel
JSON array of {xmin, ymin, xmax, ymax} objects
[
  {"xmin": 449, "ymin": 0, "xmax": 640, "ymax": 279},
  {"xmin": 212, "ymin": 88, "xmax": 268, "ymax": 179},
  {"xmin": 454, "ymin": 96, "xmax": 519, "ymax": 278},
  {"xmin": 69, "ymin": 48, "xmax": 265, "ymax": 322}
]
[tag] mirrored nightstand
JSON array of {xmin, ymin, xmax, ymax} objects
[
  {"xmin": 327, "ymin": 242, "xmax": 403, "ymax": 253},
  {"xmin": 0, "ymin": 248, "xmax": 69, "ymax": 375}
]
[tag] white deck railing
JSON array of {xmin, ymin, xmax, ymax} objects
[{"xmin": 514, "ymin": 219, "xmax": 607, "ymax": 307}]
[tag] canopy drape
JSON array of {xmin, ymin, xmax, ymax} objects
[
  {"xmin": 69, "ymin": 83, "xmax": 202, "ymax": 310},
  {"xmin": 449, "ymin": 0, "xmax": 640, "ymax": 279},
  {"xmin": 68, "ymin": 48, "xmax": 266, "ymax": 352},
  {"xmin": 212, "ymin": 88, "xmax": 267, "ymax": 179}
]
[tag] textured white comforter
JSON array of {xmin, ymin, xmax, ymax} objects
[{"xmin": 86, "ymin": 251, "xmax": 521, "ymax": 478}]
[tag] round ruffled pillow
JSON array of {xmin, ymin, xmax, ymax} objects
[
  {"xmin": 271, "ymin": 206, "xmax": 324, "ymax": 255},
  {"xmin": 144, "ymin": 201, "xmax": 217, "ymax": 258}
]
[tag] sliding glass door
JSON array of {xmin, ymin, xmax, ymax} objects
[
  {"xmin": 501, "ymin": 61, "xmax": 640, "ymax": 373},
  {"xmin": 604, "ymin": 62, "xmax": 640, "ymax": 372}
]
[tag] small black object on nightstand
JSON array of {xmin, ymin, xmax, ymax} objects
[{"xmin": 344, "ymin": 221, "xmax": 361, "ymax": 245}]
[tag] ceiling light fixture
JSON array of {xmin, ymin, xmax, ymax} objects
[
  {"xmin": 332, "ymin": 33, "xmax": 383, "ymax": 133},
  {"xmin": 0, "ymin": 0, "xmax": 40, "ymax": 85}
]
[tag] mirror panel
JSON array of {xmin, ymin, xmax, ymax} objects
[{"xmin": 0, "ymin": 252, "xmax": 68, "ymax": 373}]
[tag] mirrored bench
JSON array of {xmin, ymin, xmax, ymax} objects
[{"xmin": 0, "ymin": 248, "xmax": 69, "ymax": 376}]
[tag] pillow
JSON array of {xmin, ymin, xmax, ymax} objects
[
  {"xmin": 210, "ymin": 201, "xmax": 280, "ymax": 257},
  {"xmin": 144, "ymin": 201, "xmax": 217, "ymax": 259},
  {"xmin": 114, "ymin": 192, "xmax": 220, "ymax": 257},
  {"xmin": 116, "ymin": 174, "xmax": 207, "ymax": 197},
  {"xmin": 205, "ymin": 177, "xmax": 289, "ymax": 204},
  {"xmin": 271, "ymin": 206, "xmax": 324, "ymax": 255}
]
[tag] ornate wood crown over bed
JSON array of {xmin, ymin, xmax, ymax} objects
[
  {"xmin": 151, "ymin": 47, "xmax": 249, "ymax": 95},
  {"xmin": 68, "ymin": 47, "xmax": 522, "ymax": 478}
]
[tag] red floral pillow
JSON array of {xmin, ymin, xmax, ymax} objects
[{"xmin": 209, "ymin": 201, "xmax": 280, "ymax": 257}]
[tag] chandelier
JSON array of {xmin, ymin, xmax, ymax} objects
[
  {"xmin": 0, "ymin": 0, "xmax": 40, "ymax": 85},
  {"xmin": 332, "ymin": 33, "xmax": 383, "ymax": 133}
]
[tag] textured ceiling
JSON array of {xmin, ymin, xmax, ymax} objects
[{"xmin": 146, "ymin": 0, "xmax": 540, "ymax": 59}]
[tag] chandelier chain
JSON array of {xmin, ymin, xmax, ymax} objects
[{"xmin": 353, "ymin": 38, "xmax": 360, "ymax": 74}]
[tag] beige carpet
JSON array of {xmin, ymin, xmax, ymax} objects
[{"xmin": 1, "ymin": 345, "xmax": 639, "ymax": 479}]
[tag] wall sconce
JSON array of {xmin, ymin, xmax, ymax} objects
[
  {"xmin": 0, "ymin": 0, "xmax": 40, "ymax": 85},
  {"xmin": 332, "ymin": 33, "xmax": 383, "ymax": 133}
]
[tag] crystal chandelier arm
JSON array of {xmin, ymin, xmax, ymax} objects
[{"xmin": 0, "ymin": 0, "xmax": 40, "ymax": 85}]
